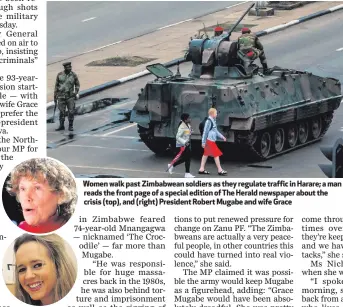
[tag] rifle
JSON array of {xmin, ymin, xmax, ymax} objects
[
  {"xmin": 49, "ymin": 99, "xmax": 57, "ymax": 123},
  {"xmin": 223, "ymin": 3, "xmax": 255, "ymax": 41},
  {"xmin": 202, "ymin": 23, "xmax": 208, "ymax": 39}
]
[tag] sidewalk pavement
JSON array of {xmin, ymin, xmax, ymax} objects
[{"xmin": 47, "ymin": 1, "xmax": 343, "ymax": 102}]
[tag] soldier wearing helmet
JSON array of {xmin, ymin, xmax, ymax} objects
[{"xmin": 238, "ymin": 27, "xmax": 269, "ymax": 74}]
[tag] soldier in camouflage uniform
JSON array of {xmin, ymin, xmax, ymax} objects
[
  {"xmin": 237, "ymin": 27, "xmax": 269, "ymax": 74},
  {"xmin": 54, "ymin": 62, "xmax": 80, "ymax": 131}
]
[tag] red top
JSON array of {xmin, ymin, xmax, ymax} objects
[
  {"xmin": 241, "ymin": 27, "xmax": 250, "ymax": 33},
  {"xmin": 19, "ymin": 221, "xmax": 63, "ymax": 234}
]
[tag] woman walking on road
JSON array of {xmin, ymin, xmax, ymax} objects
[
  {"xmin": 199, "ymin": 108, "xmax": 227, "ymax": 176},
  {"xmin": 167, "ymin": 113, "xmax": 195, "ymax": 178}
]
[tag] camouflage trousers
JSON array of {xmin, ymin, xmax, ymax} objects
[
  {"xmin": 58, "ymin": 97, "xmax": 75, "ymax": 122},
  {"xmin": 253, "ymin": 48, "xmax": 267, "ymax": 65}
]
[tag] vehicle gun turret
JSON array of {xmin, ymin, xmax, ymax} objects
[{"xmin": 186, "ymin": 3, "xmax": 257, "ymax": 79}]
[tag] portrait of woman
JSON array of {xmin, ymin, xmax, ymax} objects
[
  {"xmin": 13, "ymin": 233, "xmax": 77, "ymax": 305},
  {"xmin": 5, "ymin": 158, "xmax": 77, "ymax": 233}
]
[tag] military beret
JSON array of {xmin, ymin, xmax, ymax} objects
[
  {"xmin": 63, "ymin": 62, "xmax": 71, "ymax": 67},
  {"xmin": 214, "ymin": 26, "xmax": 224, "ymax": 32},
  {"xmin": 241, "ymin": 27, "xmax": 251, "ymax": 33}
]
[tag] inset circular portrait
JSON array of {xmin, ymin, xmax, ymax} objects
[
  {"xmin": 2, "ymin": 157, "xmax": 77, "ymax": 234},
  {"xmin": 2, "ymin": 233, "xmax": 77, "ymax": 305}
]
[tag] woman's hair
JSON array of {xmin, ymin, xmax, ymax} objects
[
  {"xmin": 208, "ymin": 108, "xmax": 217, "ymax": 116},
  {"xmin": 180, "ymin": 113, "xmax": 190, "ymax": 122},
  {"xmin": 6, "ymin": 158, "xmax": 77, "ymax": 223},
  {"xmin": 14, "ymin": 234, "xmax": 77, "ymax": 305},
  {"xmin": 178, "ymin": 113, "xmax": 190, "ymax": 127}
]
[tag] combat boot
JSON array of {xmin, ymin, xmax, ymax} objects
[
  {"xmin": 68, "ymin": 120, "xmax": 74, "ymax": 131},
  {"xmin": 262, "ymin": 63, "xmax": 269, "ymax": 75},
  {"xmin": 55, "ymin": 120, "xmax": 65, "ymax": 131}
]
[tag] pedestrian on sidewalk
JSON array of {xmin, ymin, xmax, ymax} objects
[
  {"xmin": 54, "ymin": 62, "xmax": 80, "ymax": 132},
  {"xmin": 198, "ymin": 108, "xmax": 227, "ymax": 176},
  {"xmin": 167, "ymin": 113, "xmax": 195, "ymax": 178}
]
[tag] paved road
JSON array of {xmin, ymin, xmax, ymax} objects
[
  {"xmin": 47, "ymin": 1, "xmax": 239, "ymax": 64},
  {"xmin": 47, "ymin": 10, "xmax": 343, "ymax": 178}
]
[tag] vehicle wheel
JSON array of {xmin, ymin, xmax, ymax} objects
[
  {"xmin": 273, "ymin": 128, "xmax": 285, "ymax": 153},
  {"xmin": 287, "ymin": 124, "xmax": 298, "ymax": 148},
  {"xmin": 138, "ymin": 125, "xmax": 172, "ymax": 156},
  {"xmin": 311, "ymin": 117, "xmax": 322, "ymax": 139},
  {"xmin": 298, "ymin": 121, "xmax": 309, "ymax": 144},
  {"xmin": 255, "ymin": 131, "xmax": 271, "ymax": 159}
]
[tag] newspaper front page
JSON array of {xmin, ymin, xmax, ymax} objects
[{"xmin": 0, "ymin": 1, "xmax": 343, "ymax": 307}]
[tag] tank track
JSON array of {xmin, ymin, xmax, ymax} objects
[
  {"xmin": 243, "ymin": 112, "xmax": 333, "ymax": 161},
  {"xmin": 138, "ymin": 112, "xmax": 334, "ymax": 161},
  {"xmin": 138, "ymin": 125, "xmax": 174, "ymax": 156}
]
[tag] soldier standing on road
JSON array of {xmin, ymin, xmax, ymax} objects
[
  {"xmin": 54, "ymin": 62, "xmax": 80, "ymax": 131},
  {"xmin": 238, "ymin": 27, "xmax": 269, "ymax": 74}
]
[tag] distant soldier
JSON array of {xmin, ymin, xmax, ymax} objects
[
  {"xmin": 237, "ymin": 27, "xmax": 269, "ymax": 74},
  {"xmin": 214, "ymin": 26, "xmax": 224, "ymax": 37},
  {"xmin": 54, "ymin": 62, "xmax": 80, "ymax": 131}
]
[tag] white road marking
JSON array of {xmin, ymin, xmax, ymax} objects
[
  {"xmin": 336, "ymin": 47, "xmax": 343, "ymax": 52},
  {"xmin": 77, "ymin": 113, "xmax": 97, "ymax": 118},
  {"xmin": 83, "ymin": 40, "xmax": 122, "ymax": 54},
  {"xmin": 66, "ymin": 144, "xmax": 148, "ymax": 152},
  {"xmin": 226, "ymin": 0, "xmax": 252, "ymax": 9},
  {"xmin": 158, "ymin": 18, "xmax": 193, "ymax": 30},
  {"xmin": 47, "ymin": 131, "xmax": 64, "ymax": 135},
  {"xmin": 101, "ymin": 123, "xmax": 137, "ymax": 136},
  {"xmin": 69, "ymin": 164, "xmax": 182, "ymax": 175},
  {"xmin": 82, "ymin": 17, "xmax": 96, "ymax": 22},
  {"xmin": 79, "ymin": 134, "xmax": 137, "ymax": 139}
]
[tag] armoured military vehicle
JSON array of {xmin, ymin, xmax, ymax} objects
[{"xmin": 130, "ymin": 4, "xmax": 342, "ymax": 160}]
